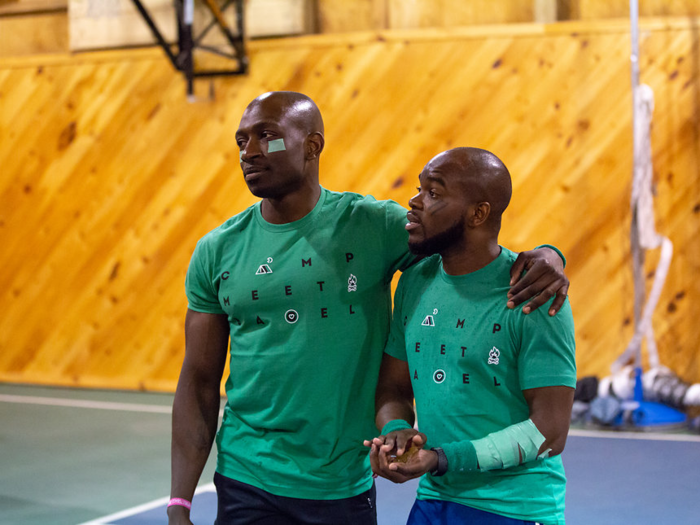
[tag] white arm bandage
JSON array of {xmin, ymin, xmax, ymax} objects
[{"xmin": 471, "ymin": 419, "xmax": 549, "ymax": 471}]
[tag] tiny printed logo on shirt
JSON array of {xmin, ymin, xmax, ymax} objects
[
  {"xmin": 256, "ymin": 264, "xmax": 273, "ymax": 275},
  {"xmin": 421, "ymin": 315, "xmax": 435, "ymax": 326},
  {"xmin": 433, "ymin": 369, "xmax": 446, "ymax": 383},
  {"xmin": 285, "ymin": 309, "xmax": 299, "ymax": 324},
  {"xmin": 488, "ymin": 346, "xmax": 500, "ymax": 365},
  {"xmin": 348, "ymin": 274, "xmax": 357, "ymax": 292}
]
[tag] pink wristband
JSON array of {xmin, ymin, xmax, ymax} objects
[{"xmin": 168, "ymin": 497, "xmax": 192, "ymax": 510}]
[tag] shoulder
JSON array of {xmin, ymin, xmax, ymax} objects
[
  {"xmin": 486, "ymin": 246, "xmax": 519, "ymax": 289},
  {"xmin": 498, "ymin": 246, "xmax": 518, "ymax": 271},
  {"xmin": 322, "ymin": 189, "xmax": 406, "ymax": 219},
  {"xmin": 496, "ymin": 247, "xmax": 574, "ymax": 330},
  {"xmin": 522, "ymin": 296, "xmax": 575, "ymax": 331},
  {"xmin": 194, "ymin": 205, "xmax": 257, "ymax": 254},
  {"xmin": 499, "ymin": 249, "xmax": 574, "ymax": 321}
]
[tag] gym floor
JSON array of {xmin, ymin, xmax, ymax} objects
[{"xmin": 2, "ymin": 383, "xmax": 699, "ymax": 525}]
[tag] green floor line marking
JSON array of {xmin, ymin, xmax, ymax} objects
[
  {"xmin": 0, "ymin": 393, "xmax": 226, "ymax": 417},
  {"xmin": 0, "ymin": 394, "xmax": 172, "ymax": 413}
]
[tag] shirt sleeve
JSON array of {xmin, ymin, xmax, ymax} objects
[
  {"xmin": 384, "ymin": 275, "xmax": 408, "ymax": 361},
  {"xmin": 517, "ymin": 297, "xmax": 576, "ymax": 390},
  {"xmin": 383, "ymin": 199, "xmax": 416, "ymax": 278},
  {"xmin": 185, "ymin": 239, "xmax": 226, "ymax": 314}
]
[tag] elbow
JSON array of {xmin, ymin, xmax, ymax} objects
[{"xmin": 543, "ymin": 433, "xmax": 569, "ymax": 458}]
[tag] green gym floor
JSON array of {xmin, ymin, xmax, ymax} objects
[
  {"xmin": 0, "ymin": 383, "xmax": 214, "ymax": 525},
  {"xmin": 2, "ymin": 382, "xmax": 699, "ymax": 525}
]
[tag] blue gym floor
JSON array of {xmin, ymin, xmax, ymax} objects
[{"xmin": 1, "ymin": 384, "xmax": 699, "ymax": 525}]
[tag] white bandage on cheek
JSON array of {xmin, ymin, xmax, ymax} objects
[
  {"xmin": 267, "ymin": 138, "xmax": 286, "ymax": 152},
  {"xmin": 239, "ymin": 138, "xmax": 286, "ymax": 161}
]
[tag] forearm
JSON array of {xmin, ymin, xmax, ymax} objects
[
  {"xmin": 374, "ymin": 353, "xmax": 415, "ymax": 432},
  {"xmin": 437, "ymin": 418, "xmax": 559, "ymax": 474},
  {"xmin": 375, "ymin": 397, "xmax": 415, "ymax": 433},
  {"xmin": 170, "ymin": 374, "xmax": 221, "ymax": 500}
]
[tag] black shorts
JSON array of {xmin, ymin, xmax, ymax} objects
[{"xmin": 214, "ymin": 472, "xmax": 377, "ymax": 525}]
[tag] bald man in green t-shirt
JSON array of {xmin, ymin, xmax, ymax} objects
[{"xmin": 367, "ymin": 148, "xmax": 576, "ymax": 525}]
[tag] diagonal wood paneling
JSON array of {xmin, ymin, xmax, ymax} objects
[{"xmin": 1, "ymin": 19, "xmax": 698, "ymax": 391}]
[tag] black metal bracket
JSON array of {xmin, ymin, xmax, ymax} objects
[{"xmin": 131, "ymin": 0, "xmax": 248, "ymax": 96}]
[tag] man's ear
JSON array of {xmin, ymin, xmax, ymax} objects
[
  {"xmin": 469, "ymin": 202, "xmax": 491, "ymax": 227},
  {"xmin": 306, "ymin": 132, "xmax": 325, "ymax": 160}
]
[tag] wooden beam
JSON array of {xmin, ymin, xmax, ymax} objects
[
  {"xmin": 0, "ymin": 11, "xmax": 67, "ymax": 57},
  {"xmin": 0, "ymin": 0, "xmax": 66, "ymax": 16}
]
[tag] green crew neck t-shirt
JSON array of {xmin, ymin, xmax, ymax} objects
[
  {"xmin": 185, "ymin": 187, "xmax": 414, "ymax": 499},
  {"xmin": 385, "ymin": 247, "xmax": 576, "ymax": 525}
]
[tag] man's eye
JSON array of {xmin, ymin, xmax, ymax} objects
[{"xmin": 429, "ymin": 190, "xmax": 438, "ymax": 198}]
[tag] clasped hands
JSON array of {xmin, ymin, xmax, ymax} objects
[{"xmin": 363, "ymin": 429, "xmax": 437, "ymax": 483}]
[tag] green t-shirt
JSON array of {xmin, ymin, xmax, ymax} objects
[
  {"xmin": 185, "ymin": 188, "xmax": 413, "ymax": 499},
  {"xmin": 385, "ymin": 247, "xmax": 576, "ymax": 525}
]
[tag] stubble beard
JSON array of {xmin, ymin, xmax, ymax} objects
[{"xmin": 408, "ymin": 217, "xmax": 466, "ymax": 256}]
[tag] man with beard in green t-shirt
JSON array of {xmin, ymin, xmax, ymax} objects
[
  {"xmin": 168, "ymin": 93, "xmax": 571, "ymax": 525},
  {"xmin": 367, "ymin": 147, "xmax": 576, "ymax": 525}
]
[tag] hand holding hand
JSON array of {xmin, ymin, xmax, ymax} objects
[{"xmin": 365, "ymin": 430, "xmax": 436, "ymax": 483}]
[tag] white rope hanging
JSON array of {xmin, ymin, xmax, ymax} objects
[{"xmin": 612, "ymin": 84, "xmax": 673, "ymax": 372}]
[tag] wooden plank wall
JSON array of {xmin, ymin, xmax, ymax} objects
[
  {"xmin": 1, "ymin": 19, "xmax": 698, "ymax": 391},
  {"xmin": 0, "ymin": 0, "xmax": 68, "ymax": 57}
]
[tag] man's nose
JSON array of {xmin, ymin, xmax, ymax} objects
[
  {"xmin": 241, "ymin": 139, "xmax": 263, "ymax": 161},
  {"xmin": 409, "ymin": 192, "xmax": 423, "ymax": 210}
]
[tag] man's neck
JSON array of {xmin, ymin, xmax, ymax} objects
[
  {"xmin": 261, "ymin": 184, "xmax": 322, "ymax": 224},
  {"xmin": 441, "ymin": 239, "xmax": 501, "ymax": 276}
]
